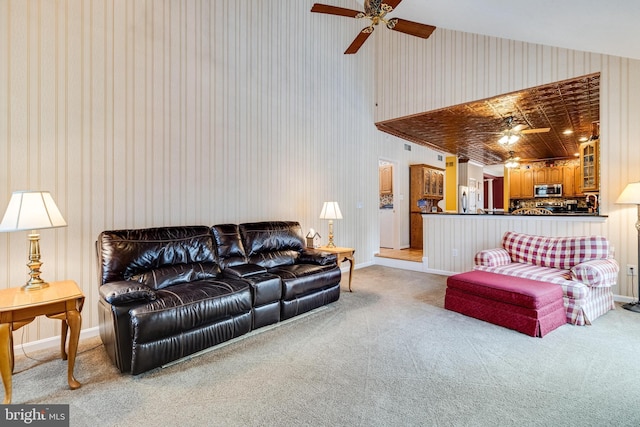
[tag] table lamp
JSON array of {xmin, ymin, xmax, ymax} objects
[
  {"xmin": 616, "ymin": 181, "xmax": 640, "ymax": 312},
  {"xmin": 0, "ymin": 191, "xmax": 67, "ymax": 290},
  {"xmin": 319, "ymin": 201, "xmax": 342, "ymax": 248}
]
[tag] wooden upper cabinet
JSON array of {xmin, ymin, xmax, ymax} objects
[
  {"xmin": 533, "ymin": 166, "xmax": 562, "ymax": 184},
  {"xmin": 533, "ymin": 168, "xmax": 546, "ymax": 184},
  {"xmin": 580, "ymin": 140, "xmax": 599, "ymax": 192},
  {"xmin": 521, "ymin": 169, "xmax": 534, "ymax": 197},
  {"xmin": 510, "ymin": 167, "xmax": 533, "ymax": 198},
  {"xmin": 509, "ymin": 168, "xmax": 522, "ymax": 197},
  {"xmin": 547, "ymin": 167, "xmax": 563, "ymax": 184},
  {"xmin": 379, "ymin": 164, "xmax": 393, "ymax": 194}
]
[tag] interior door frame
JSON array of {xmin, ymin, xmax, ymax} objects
[{"xmin": 378, "ymin": 157, "xmax": 401, "ymax": 250}]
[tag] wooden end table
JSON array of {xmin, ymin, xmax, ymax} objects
[
  {"xmin": 317, "ymin": 246, "xmax": 355, "ymax": 292},
  {"xmin": 0, "ymin": 280, "xmax": 85, "ymax": 404}
]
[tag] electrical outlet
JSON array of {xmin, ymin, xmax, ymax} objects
[
  {"xmin": 627, "ymin": 265, "xmax": 637, "ymax": 276},
  {"xmin": 452, "ymin": 249, "xmax": 458, "ymax": 257}
]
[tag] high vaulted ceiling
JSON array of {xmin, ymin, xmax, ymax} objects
[
  {"xmin": 375, "ymin": 73, "xmax": 600, "ymax": 166},
  {"xmin": 356, "ymin": 0, "xmax": 640, "ymax": 60}
]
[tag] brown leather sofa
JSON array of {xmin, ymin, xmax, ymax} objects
[{"xmin": 96, "ymin": 221, "xmax": 340, "ymax": 374}]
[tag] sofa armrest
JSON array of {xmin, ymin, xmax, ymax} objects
[
  {"xmin": 99, "ymin": 281, "xmax": 157, "ymax": 305},
  {"xmin": 474, "ymin": 248, "xmax": 511, "ymax": 267},
  {"xmin": 223, "ymin": 263, "xmax": 268, "ymax": 278},
  {"xmin": 570, "ymin": 258, "xmax": 620, "ymax": 287},
  {"xmin": 299, "ymin": 250, "xmax": 337, "ymax": 266}
]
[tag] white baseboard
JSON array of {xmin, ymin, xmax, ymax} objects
[
  {"xmin": 374, "ymin": 256, "xmax": 426, "ymax": 272},
  {"xmin": 13, "ymin": 326, "xmax": 100, "ymax": 354}
]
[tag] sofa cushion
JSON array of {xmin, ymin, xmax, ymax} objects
[
  {"xmin": 270, "ymin": 263, "xmax": 342, "ymax": 300},
  {"xmin": 502, "ymin": 231, "xmax": 547, "ymax": 266},
  {"xmin": 130, "ymin": 262, "xmax": 220, "ymax": 290},
  {"xmin": 474, "ymin": 263, "xmax": 588, "ymax": 301},
  {"xmin": 129, "ymin": 278, "xmax": 252, "ymax": 344},
  {"xmin": 211, "ymin": 224, "xmax": 247, "ymax": 268},
  {"xmin": 239, "ymin": 221, "xmax": 305, "ymax": 267},
  {"xmin": 97, "ymin": 226, "xmax": 216, "ymax": 284},
  {"xmin": 501, "ymin": 231, "xmax": 611, "ymax": 270},
  {"xmin": 570, "ymin": 259, "xmax": 620, "ymax": 287},
  {"xmin": 543, "ymin": 235, "xmax": 611, "ymax": 269},
  {"xmin": 99, "ymin": 281, "xmax": 157, "ymax": 305}
]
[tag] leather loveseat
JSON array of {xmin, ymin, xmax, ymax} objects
[{"xmin": 96, "ymin": 221, "xmax": 341, "ymax": 374}]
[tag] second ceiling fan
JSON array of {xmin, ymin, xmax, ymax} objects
[
  {"xmin": 311, "ymin": 0, "xmax": 436, "ymax": 54},
  {"xmin": 498, "ymin": 116, "xmax": 550, "ymax": 145}
]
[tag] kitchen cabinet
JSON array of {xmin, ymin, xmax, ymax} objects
[
  {"xmin": 379, "ymin": 164, "xmax": 393, "ymax": 194},
  {"xmin": 580, "ymin": 140, "xmax": 599, "ymax": 192},
  {"xmin": 562, "ymin": 164, "xmax": 582, "ymax": 197},
  {"xmin": 509, "ymin": 167, "xmax": 533, "ymax": 198},
  {"xmin": 409, "ymin": 164, "xmax": 444, "ymax": 249},
  {"xmin": 410, "ymin": 213, "xmax": 423, "ymax": 249},
  {"xmin": 533, "ymin": 166, "xmax": 562, "ymax": 184}
]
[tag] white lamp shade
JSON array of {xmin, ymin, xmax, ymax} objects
[
  {"xmin": 0, "ymin": 191, "xmax": 67, "ymax": 232},
  {"xmin": 319, "ymin": 201, "xmax": 343, "ymax": 220},
  {"xmin": 616, "ymin": 182, "xmax": 640, "ymax": 205}
]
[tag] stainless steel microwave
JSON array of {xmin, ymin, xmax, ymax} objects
[{"xmin": 534, "ymin": 184, "xmax": 562, "ymax": 197}]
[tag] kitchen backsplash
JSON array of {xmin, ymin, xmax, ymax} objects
[{"xmin": 380, "ymin": 194, "xmax": 394, "ymax": 208}]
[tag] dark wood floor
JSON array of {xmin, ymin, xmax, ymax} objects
[{"xmin": 375, "ymin": 247, "xmax": 423, "ymax": 262}]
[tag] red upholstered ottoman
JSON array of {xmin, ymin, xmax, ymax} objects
[{"xmin": 445, "ymin": 271, "xmax": 566, "ymax": 337}]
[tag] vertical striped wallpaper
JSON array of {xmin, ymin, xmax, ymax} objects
[{"xmin": 1, "ymin": 0, "xmax": 639, "ymax": 345}]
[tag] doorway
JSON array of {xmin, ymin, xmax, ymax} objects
[{"xmin": 378, "ymin": 159, "xmax": 398, "ymax": 250}]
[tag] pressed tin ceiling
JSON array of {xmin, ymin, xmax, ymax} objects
[{"xmin": 375, "ymin": 73, "xmax": 600, "ymax": 166}]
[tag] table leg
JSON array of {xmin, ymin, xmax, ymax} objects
[
  {"xmin": 0, "ymin": 323, "xmax": 13, "ymax": 404},
  {"xmin": 346, "ymin": 255, "xmax": 354, "ymax": 292},
  {"xmin": 65, "ymin": 309, "xmax": 82, "ymax": 390},
  {"xmin": 60, "ymin": 319, "xmax": 68, "ymax": 360}
]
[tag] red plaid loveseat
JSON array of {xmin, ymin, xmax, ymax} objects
[{"xmin": 473, "ymin": 231, "xmax": 619, "ymax": 325}]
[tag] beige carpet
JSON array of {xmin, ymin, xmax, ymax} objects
[{"xmin": 8, "ymin": 266, "xmax": 640, "ymax": 426}]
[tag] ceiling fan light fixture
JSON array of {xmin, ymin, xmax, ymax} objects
[
  {"xmin": 505, "ymin": 151, "xmax": 520, "ymax": 169},
  {"xmin": 498, "ymin": 133, "xmax": 520, "ymax": 145},
  {"xmin": 505, "ymin": 158, "xmax": 520, "ymax": 168}
]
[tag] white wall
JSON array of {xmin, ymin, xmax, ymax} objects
[{"xmin": 375, "ymin": 27, "xmax": 640, "ymax": 300}]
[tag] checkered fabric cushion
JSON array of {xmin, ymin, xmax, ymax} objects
[
  {"xmin": 502, "ymin": 231, "xmax": 546, "ymax": 265},
  {"xmin": 571, "ymin": 259, "xmax": 620, "ymax": 287},
  {"xmin": 501, "ymin": 231, "xmax": 611, "ymax": 269},
  {"xmin": 474, "ymin": 248, "xmax": 511, "ymax": 267}
]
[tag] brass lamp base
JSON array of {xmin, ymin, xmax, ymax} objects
[
  {"xmin": 22, "ymin": 279, "xmax": 49, "ymax": 291},
  {"xmin": 326, "ymin": 220, "xmax": 336, "ymax": 248},
  {"xmin": 21, "ymin": 230, "xmax": 49, "ymax": 291}
]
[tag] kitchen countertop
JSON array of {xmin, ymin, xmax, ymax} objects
[{"xmin": 422, "ymin": 212, "xmax": 605, "ymax": 217}]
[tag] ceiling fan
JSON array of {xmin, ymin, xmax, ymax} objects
[
  {"xmin": 498, "ymin": 116, "xmax": 550, "ymax": 145},
  {"xmin": 311, "ymin": 1, "xmax": 436, "ymax": 54},
  {"xmin": 504, "ymin": 151, "xmax": 520, "ymax": 168}
]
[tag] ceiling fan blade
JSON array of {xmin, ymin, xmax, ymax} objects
[
  {"xmin": 311, "ymin": 3, "xmax": 362, "ymax": 18},
  {"xmin": 389, "ymin": 18, "xmax": 436, "ymax": 39},
  {"xmin": 383, "ymin": 0, "xmax": 403, "ymax": 10},
  {"xmin": 521, "ymin": 128, "xmax": 551, "ymax": 134},
  {"xmin": 344, "ymin": 29, "xmax": 373, "ymax": 54}
]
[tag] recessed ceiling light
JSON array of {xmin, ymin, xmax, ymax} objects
[
  {"xmin": 579, "ymin": 136, "xmax": 588, "ymax": 142},
  {"xmin": 574, "ymin": 152, "xmax": 580, "ymax": 157},
  {"xmin": 563, "ymin": 129, "xmax": 573, "ymax": 135}
]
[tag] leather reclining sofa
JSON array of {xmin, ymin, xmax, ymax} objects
[{"xmin": 96, "ymin": 221, "xmax": 341, "ymax": 374}]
